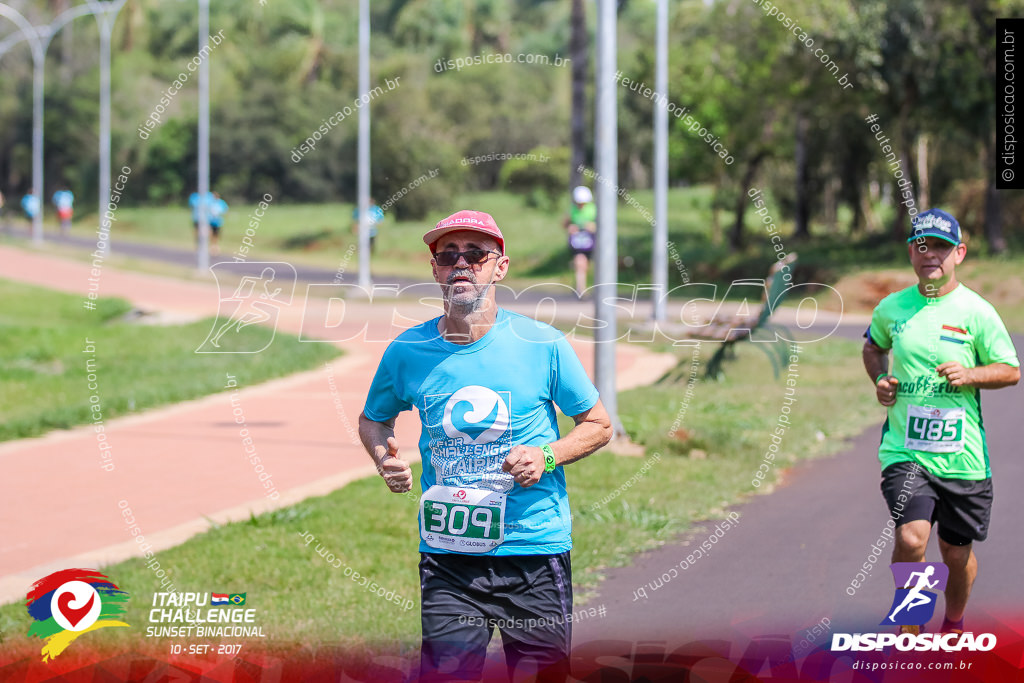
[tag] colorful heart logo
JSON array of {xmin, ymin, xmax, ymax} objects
[
  {"xmin": 49, "ymin": 581, "xmax": 101, "ymax": 632},
  {"xmin": 56, "ymin": 591, "xmax": 95, "ymax": 629},
  {"xmin": 27, "ymin": 569, "xmax": 130, "ymax": 662}
]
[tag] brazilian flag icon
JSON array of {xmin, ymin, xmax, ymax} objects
[{"xmin": 229, "ymin": 593, "xmax": 246, "ymax": 606}]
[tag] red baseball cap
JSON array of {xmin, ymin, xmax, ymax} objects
[{"xmin": 423, "ymin": 210, "xmax": 505, "ymax": 254}]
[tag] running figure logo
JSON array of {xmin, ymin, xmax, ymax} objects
[
  {"xmin": 882, "ymin": 562, "xmax": 949, "ymax": 626},
  {"xmin": 197, "ymin": 262, "xmax": 297, "ymax": 353}
]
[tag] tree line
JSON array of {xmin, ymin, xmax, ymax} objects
[{"xmin": 0, "ymin": 0, "xmax": 1020, "ymax": 251}]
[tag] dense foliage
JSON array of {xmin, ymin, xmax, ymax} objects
[{"xmin": 0, "ymin": 0, "xmax": 1022, "ymax": 248}]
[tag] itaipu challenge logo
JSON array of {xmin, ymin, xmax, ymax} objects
[{"xmin": 26, "ymin": 569, "xmax": 129, "ymax": 662}]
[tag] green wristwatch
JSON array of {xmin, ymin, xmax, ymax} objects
[{"xmin": 541, "ymin": 444, "xmax": 557, "ymax": 473}]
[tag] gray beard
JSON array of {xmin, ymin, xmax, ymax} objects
[
  {"xmin": 444, "ymin": 270, "xmax": 492, "ymax": 313},
  {"xmin": 447, "ymin": 286, "xmax": 490, "ymax": 312}
]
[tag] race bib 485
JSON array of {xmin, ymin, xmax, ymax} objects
[{"xmin": 905, "ymin": 404, "xmax": 965, "ymax": 453}]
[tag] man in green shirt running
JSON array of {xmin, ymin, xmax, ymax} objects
[
  {"xmin": 564, "ymin": 186, "xmax": 596, "ymax": 294},
  {"xmin": 862, "ymin": 208, "xmax": 1019, "ymax": 635}
]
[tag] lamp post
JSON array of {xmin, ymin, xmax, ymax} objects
[
  {"xmin": 356, "ymin": 0, "xmax": 371, "ymax": 290},
  {"xmin": 0, "ymin": 1, "xmax": 124, "ymax": 248},
  {"xmin": 86, "ymin": 0, "xmax": 128, "ymax": 257},
  {"xmin": 196, "ymin": 0, "xmax": 211, "ymax": 272},
  {"xmin": 652, "ymin": 0, "xmax": 668, "ymax": 322},
  {"xmin": 594, "ymin": 0, "xmax": 624, "ymax": 436},
  {"xmin": 0, "ymin": 3, "xmax": 45, "ymax": 244}
]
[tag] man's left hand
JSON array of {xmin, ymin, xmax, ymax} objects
[
  {"xmin": 937, "ymin": 361, "xmax": 973, "ymax": 387},
  {"xmin": 502, "ymin": 446, "xmax": 545, "ymax": 488}
]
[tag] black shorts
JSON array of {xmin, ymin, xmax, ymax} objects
[
  {"xmin": 418, "ymin": 551, "xmax": 573, "ymax": 682},
  {"xmin": 568, "ymin": 230, "xmax": 595, "ymax": 257},
  {"xmin": 193, "ymin": 222, "xmax": 221, "ymax": 236},
  {"xmin": 880, "ymin": 461, "xmax": 993, "ymax": 545}
]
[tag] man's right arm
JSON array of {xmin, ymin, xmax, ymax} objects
[
  {"xmin": 358, "ymin": 412, "xmax": 412, "ymax": 493},
  {"xmin": 863, "ymin": 340, "xmax": 898, "ymax": 406}
]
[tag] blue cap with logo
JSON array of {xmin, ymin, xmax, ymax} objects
[{"xmin": 907, "ymin": 209, "xmax": 962, "ymax": 246}]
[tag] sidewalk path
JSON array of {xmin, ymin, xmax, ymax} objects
[{"xmin": 0, "ymin": 245, "xmax": 675, "ymax": 603}]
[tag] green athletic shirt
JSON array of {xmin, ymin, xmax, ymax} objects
[
  {"xmin": 868, "ymin": 284, "xmax": 1019, "ymax": 480},
  {"xmin": 569, "ymin": 202, "xmax": 596, "ymax": 227}
]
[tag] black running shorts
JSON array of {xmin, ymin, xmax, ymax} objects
[
  {"xmin": 418, "ymin": 551, "xmax": 573, "ymax": 682},
  {"xmin": 881, "ymin": 461, "xmax": 993, "ymax": 545}
]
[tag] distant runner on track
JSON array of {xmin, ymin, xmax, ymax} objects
[
  {"xmin": 563, "ymin": 186, "xmax": 596, "ymax": 295},
  {"xmin": 862, "ymin": 209, "xmax": 1019, "ymax": 635},
  {"xmin": 359, "ymin": 210, "xmax": 612, "ymax": 682}
]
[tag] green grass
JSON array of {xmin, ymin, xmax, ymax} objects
[
  {"xmin": 0, "ymin": 278, "xmax": 341, "ymax": 441},
  {"xmin": 30, "ymin": 188, "xmax": 1024, "ymax": 331},
  {"xmin": 0, "ymin": 477, "xmax": 426, "ymax": 658},
  {"xmin": 820, "ymin": 254, "xmax": 1024, "ymax": 333},
  {"xmin": 570, "ymin": 336, "xmax": 882, "ymax": 595},
  {"xmin": 956, "ymin": 257, "xmax": 1024, "ymax": 333},
  {"xmin": 0, "ymin": 335, "xmax": 882, "ymax": 652},
  {"xmin": 38, "ymin": 186, "xmax": 726, "ymax": 291}
]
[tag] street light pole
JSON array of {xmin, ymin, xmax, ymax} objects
[
  {"xmin": 87, "ymin": 0, "xmax": 127, "ymax": 257},
  {"xmin": 0, "ymin": 4, "xmax": 45, "ymax": 244},
  {"xmin": 30, "ymin": 34, "xmax": 43, "ymax": 245},
  {"xmin": 652, "ymin": 0, "xmax": 668, "ymax": 322},
  {"xmin": 356, "ymin": 0, "xmax": 371, "ymax": 291},
  {"xmin": 98, "ymin": 22, "xmax": 111, "ymax": 249},
  {"xmin": 594, "ymin": 0, "xmax": 624, "ymax": 436},
  {"xmin": 0, "ymin": 2, "xmax": 118, "ymax": 247},
  {"xmin": 196, "ymin": 0, "xmax": 210, "ymax": 272}
]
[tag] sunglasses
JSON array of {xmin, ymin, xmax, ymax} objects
[{"xmin": 432, "ymin": 249, "xmax": 500, "ymax": 267}]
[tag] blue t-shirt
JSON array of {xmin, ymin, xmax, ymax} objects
[
  {"xmin": 209, "ymin": 197, "xmax": 229, "ymax": 227},
  {"xmin": 21, "ymin": 194, "xmax": 40, "ymax": 218},
  {"xmin": 363, "ymin": 309, "xmax": 600, "ymax": 556},
  {"xmin": 352, "ymin": 204, "xmax": 384, "ymax": 237},
  {"xmin": 53, "ymin": 190, "xmax": 74, "ymax": 210},
  {"xmin": 189, "ymin": 192, "xmax": 220, "ymax": 223}
]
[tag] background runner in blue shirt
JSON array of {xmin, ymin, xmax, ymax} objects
[
  {"xmin": 189, "ymin": 190, "xmax": 227, "ymax": 253},
  {"xmin": 52, "ymin": 188, "xmax": 74, "ymax": 235}
]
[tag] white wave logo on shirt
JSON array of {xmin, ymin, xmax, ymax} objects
[
  {"xmin": 443, "ymin": 386, "xmax": 509, "ymax": 444},
  {"xmin": 424, "ymin": 385, "xmax": 513, "ymax": 492}
]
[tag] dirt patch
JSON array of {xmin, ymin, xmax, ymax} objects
[
  {"xmin": 669, "ymin": 428, "xmax": 692, "ymax": 443},
  {"xmin": 829, "ymin": 270, "xmax": 918, "ymax": 313},
  {"xmin": 958, "ymin": 264, "xmax": 1024, "ymax": 310},
  {"xmin": 986, "ymin": 276, "xmax": 1024, "ymax": 305}
]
